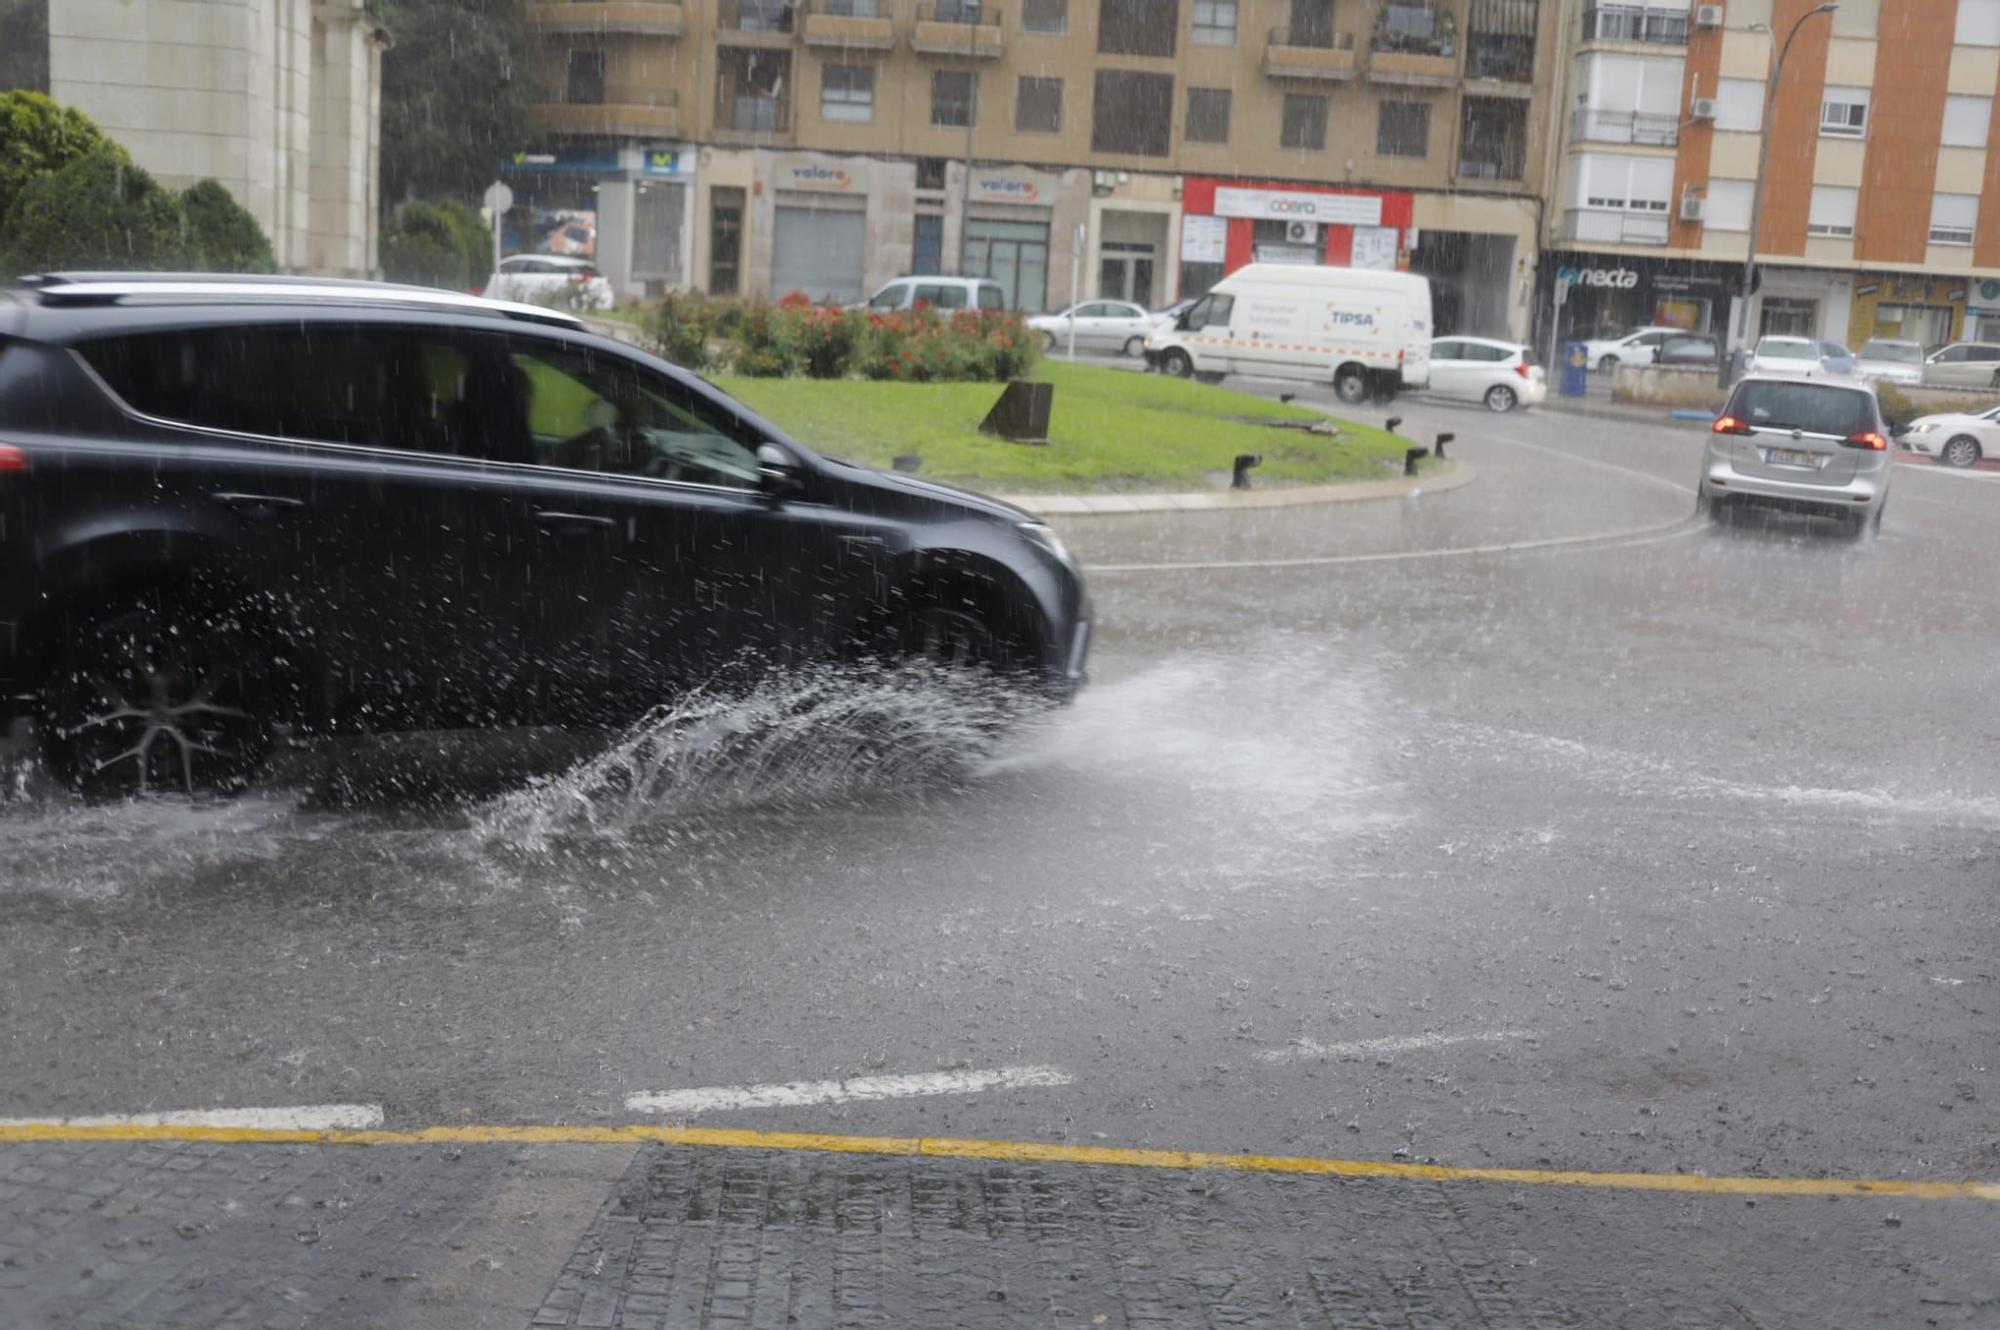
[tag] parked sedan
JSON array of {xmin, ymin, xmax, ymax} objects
[
  {"xmin": 481, "ymin": 255, "xmax": 615, "ymax": 311},
  {"xmin": 1921, "ymin": 341, "xmax": 2000, "ymax": 388},
  {"xmin": 1027, "ymin": 301, "xmax": 1154, "ymax": 356},
  {"xmin": 1583, "ymin": 326, "xmax": 1681, "ymax": 373},
  {"xmin": 1854, "ymin": 338, "xmax": 1925, "ymax": 386},
  {"xmin": 1652, "ymin": 334, "xmax": 1721, "ymax": 368},
  {"xmin": 1427, "ymin": 336, "xmax": 1546, "ymax": 412},
  {"xmin": 1899, "ymin": 404, "xmax": 2000, "ymax": 468}
]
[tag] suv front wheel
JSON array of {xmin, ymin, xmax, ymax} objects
[{"xmin": 38, "ymin": 593, "xmax": 278, "ymax": 799}]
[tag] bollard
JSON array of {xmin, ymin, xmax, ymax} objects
[
  {"xmin": 1434, "ymin": 431, "xmax": 1455, "ymax": 461},
  {"xmin": 1403, "ymin": 447, "xmax": 1431, "ymax": 477},
  {"xmin": 1385, "ymin": 416, "xmax": 1404, "ymax": 435},
  {"xmin": 892, "ymin": 454, "xmax": 923, "ymax": 473},
  {"xmin": 1232, "ymin": 453, "xmax": 1263, "ymax": 490}
]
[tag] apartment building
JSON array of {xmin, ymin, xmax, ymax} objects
[
  {"xmin": 1544, "ymin": 0, "xmax": 2000, "ymax": 352},
  {"xmin": 2, "ymin": 0, "xmax": 390, "ymax": 276},
  {"xmin": 518, "ymin": 0, "xmax": 1561, "ymax": 334}
]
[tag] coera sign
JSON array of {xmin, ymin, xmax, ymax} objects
[
  {"xmin": 1556, "ymin": 265, "xmax": 1640, "ymax": 289},
  {"xmin": 1213, "ymin": 187, "xmax": 1383, "ymax": 227}
]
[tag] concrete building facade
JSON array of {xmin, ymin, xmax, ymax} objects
[
  {"xmin": 518, "ymin": 0, "xmax": 1562, "ymax": 336},
  {"xmin": 20, "ymin": 0, "xmax": 389, "ymax": 276}
]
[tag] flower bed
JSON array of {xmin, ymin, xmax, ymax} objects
[{"xmin": 642, "ymin": 290, "xmax": 1037, "ymax": 382}]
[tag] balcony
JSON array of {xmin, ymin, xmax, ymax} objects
[
  {"xmin": 911, "ymin": 1, "xmax": 1003, "ymax": 56},
  {"xmin": 800, "ymin": 0, "xmax": 896, "ymax": 49},
  {"xmin": 715, "ymin": 89, "xmax": 793, "ymax": 134},
  {"xmin": 1572, "ymin": 106, "xmax": 1679, "ymax": 147},
  {"xmin": 1369, "ymin": 3, "xmax": 1458, "ymax": 85},
  {"xmin": 1369, "ymin": 48, "xmax": 1459, "ymax": 85},
  {"xmin": 1581, "ymin": 2, "xmax": 1688, "ymax": 46},
  {"xmin": 1562, "ymin": 206, "xmax": 1671, "ymax": 245},
  {"xmin": 1263, "ymin": 27, "xmax": 1358, "ymax": 80},
  {"xmin": 718, "ymin": 0, "xmax": 798, "ymax": 42},
  {"xmin": 536, "ymin": 94, "xmax": 682, "ymax": 138},
  {"xmin": 526, "ymin": 2, "xmax": 685, "ymax": 38}
]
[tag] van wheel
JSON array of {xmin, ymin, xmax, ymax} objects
[
  {"xmin": 38, "ymin": 592, "xmax": 276, "ymax": 799},
  {"xmin": 1942, "ymin": 434, "xmax": 1981, "ymax": 468},
  {"xmin": 1334, "ymin": 366, "xmax": 1368, "ymax": 404},
  {"xmin": 1160, "ymin": 349, "xmax": 1194, "ymax": 378},
  {"xmin": 1484, "ymin": 384, "xmax": 1519, "ymax": 413}
]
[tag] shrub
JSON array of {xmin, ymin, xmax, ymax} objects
[
  {"xmin": 1, "ymin": 149, "xmax": 184, "ymax": 273},
  {"xmin": 1874, "ymin": 381, "xmax": 1916, "ymax": 432},
  {"xmin": 787, "ymin": 305, "xmax": 867, "ymax": 378},
  {"xmin": 0, "ymin": 90, "xmax": 126, "ymax": 230},
  {"xmin": 180, "ymin": 179, "xmax": 274, "ymax": 272},
  {"xmin": 646, "ymin": 290, "xmax": 713, "ymax": 370},
  {"xmin": 381, "ymin": 198, "xmax": 489, "ymax": 291}
]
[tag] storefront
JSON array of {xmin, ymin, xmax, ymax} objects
[
  {"xmin": 1178, "ymin": 178, "xmax": 1417, "ymax": 300},
  {"xmin": 500, "ymin": 142, "xmax": 697, "ymax": 301},
  {"xmin": 1847, "ymin": 272, "xmax": 1973, "ymax": 347},
  {"xmin": 763, "ymin": 158, "xmax": 875, "ymax": 305},
  {"xmin": 1539, "ymin": 252, "xmax": 1737, "ymax": 346},
  {"xmin": 960, "ymin": 167, "xmax": 1088, "ymax": 314}
]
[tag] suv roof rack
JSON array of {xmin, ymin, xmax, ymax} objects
[{"xmin": 14, "ymin": 272, "xmax": 587, "ymax": 330}]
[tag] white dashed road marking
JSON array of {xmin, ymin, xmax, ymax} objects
[
  {"xmin": 1257, "ymin": 1029, "xmax": 1545, "ymax": 1064},
  {"xmin": 0, "ymin": 1104, "xmax": 386, "ymax": 1131},
  {"xmin": 625, "ymin": 1066, "xmax": 1073, "ymax": 1118}
]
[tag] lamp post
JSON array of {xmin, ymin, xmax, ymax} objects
[{"xmin": 1727, "ymin": 2, "xmax": 1838, "ymax": 384}]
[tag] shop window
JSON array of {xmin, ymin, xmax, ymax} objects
[
  {"xmin": 1280, "ymin": 93, "xmax": 1327, "ymax": 151},
  {"xmin": 912, "ymin": 214, "xmax": 945, "ymax": 275},
  {"xmin": 1819, "ymin": 85, "xmax": 1868, "ymax": 138},
  {"xmin": 1185, "ymin": 87, "xmax": 1231, "ymax": 144},
  {"xmin": 1377, "ymin": 101, "xmax": 1430, "ymax": 157},
  {"xmin": 1191, "ymin": 0, "xmax": 1236, "ymax": 44},
  {"xmin": 821, "ymin": 65, "xmax": 874, "ymax": 123},
  {"xmin": 1179, "ymin": 261, "xmax": 1224, "ymax": 301},
  {"xmin": 1759, "ymin": 297, "xmax": 1818, "ymax": 339},
  {"xmin": 931, "ymin": 70, "xmax": 977, "ymax": 127},
  {"xmin": 1098, "ymin": 0, "xmax": 1177, "ymax": 56},
  {"xmin": 1091, "ymin": 70, "xmax": 1174, "ymax": 156},
  {"xmin": 1023, "ymin": 0, "xmax": 1068, "ymax": 31},
  {"xmin": 1016, "ymin": 76, "xmax": 1063, "ymax": 132}
]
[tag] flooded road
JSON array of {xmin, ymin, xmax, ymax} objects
[{"xmin": 4, "ymin": 398, "xmax": 1998, "ymax": 1326}]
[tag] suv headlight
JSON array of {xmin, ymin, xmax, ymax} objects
[{"xmin": 1017, "ymin": 521, "xmax": 1074, "ymax": 568}]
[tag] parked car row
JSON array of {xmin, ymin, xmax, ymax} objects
[{"xmin": 1588, "ymin": 321, "xmax": 2000, "ymax": 390}]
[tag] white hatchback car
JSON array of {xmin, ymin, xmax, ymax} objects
[
  {"xmin": 1583, "ymin": 326, "xmax": 1681, "ymax": 373},
  {"xmin": 481, "ymin": 255, "xmax": 615, "ymax": 311},
  {"xmin": 1900, "ymin": 404, "xmax": 2000, "ymax": 468},
  {"xmin": 1427, "ymin": 336, "xmax": 1546, "ymax": 412},
  {"xmin": 1027, "ymin": 300, "xmax": 1153, "ymax": 356}
]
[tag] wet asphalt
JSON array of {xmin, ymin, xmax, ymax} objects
[{"xmin": 3, "ymin": 388, "xmax": 1998, "ymax": 1326}]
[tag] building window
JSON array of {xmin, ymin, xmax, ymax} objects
[
  {"xmin": 1467, "ymin": 0, "xmax": 1537, "ymax": 81},
  {"xmin": 1098, "ymin": 0, "xmax": 1178, "ymax": 56},
  {"xmin": 931, "ymin": 70, "xmax": 976, "ymax": 127},
  {"xmin": 823, "ymin": 0, "xmax": 882, "ymax": 13},
  {"xmin": 718, "ymin": 49, "xmax": 791, "ymax": 131},
  {"xmin": 1023, "ymin": 0, "xmax": 1068, "ymax": 32},
  {"xmin": 1016, "ymin": 75, "xmax": 1063, "ymax": 132},
  {"xmin": 1943, "ymin": 94, "xmax": 1991, "ymax": 148},
  {"xmin": 566, "ymin": 49, "xmax": 606, "ymax": 105},
  {"xmin": 1377, "ymin": 100, "xmax": 1430, "ymax": 157},
  {"xmin": 1191, "ymin": 0, "xmax": 1236, "ymax": 44},
  {"xmin": 1956, "ymin": 0, "xmax": 2000, "ymax": 46},
  {"xmin": 1806, "ymin": 184, "xmax": 1857, "ymax": 238},
  {"xmin": 1931, "ymin": 192, "xmax": 1979, "ymax": 246},
  {"xmin": 1280, "ymin": 93, "xmax": 1328, "ymax": 150},
  {"xmin": 1185, "ymin": 87, "xmax": 1231, "ymax": 143},
  {"xmin": 1091, "ymin": 69, "xmax": 1174, "ymax": 155},
  {"xmin": 1712, "ymin": 77, "xmax": 1763, "ymax": 133},
  {"xmin": 916, "ymin": 157, "xmax": 949, "ymax": 190},
  {"xmin": 1702, "ymin": 178, "xmax": 1752, "ymax": 231},
  {"xmin": 0, "ymin": 0, "xmax": 51, "ymax": 93},
  {"xmin": 1819, "ymin": 85, "xmax": 1868, "ymax": 137},
  {"xmin": 913, "ymin": 213, "xmax": 945, "ymax": 275},
  {"xmin": 1581, "ymin": 2, "xmax": 1688, "ymax": 44},
  {"xmin": 821, "ymin": 64, "xmax": 874, "ymax": 122},
  {"xmin": 1460, "ymin": 96, "xmax": 1527, "ymax": 179}
]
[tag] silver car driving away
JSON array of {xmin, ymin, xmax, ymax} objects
[{"xmin": 1698, "ymin": 374, "xmax": 1893, "ymax": 537}]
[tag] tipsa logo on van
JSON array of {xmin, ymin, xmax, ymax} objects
[{"xmin": 1324, "ymin": 310, "xmax": 1377, "ymax": 330}]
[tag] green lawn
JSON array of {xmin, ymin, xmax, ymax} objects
[{"xmin": 711, "ymin": 362, "xmax": 1413, "ymax": 493}]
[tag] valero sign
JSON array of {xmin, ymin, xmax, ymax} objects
[{"xmin": 782, "ymin": 163, "xmax": 854, "ymax": 191}]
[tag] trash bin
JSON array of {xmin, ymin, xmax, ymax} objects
[{"xmin": 1562, "ymin": 343, "xmax": 1590, "ymax": 398}]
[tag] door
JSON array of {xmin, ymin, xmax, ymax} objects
[
  {"xmin": 772, "ymin": 201, "xmax": 866, "ymax": 304},
  {"xmin": 1427, "ymin": 339, "xmax": 1469, "ymax": 395},
  {"xmin": 709, "ymin": 187, "xmax": 745, "ymax": 296},
  {"xmin": 964, "ymin": 218, "xmax": 1051, "ymax": 312},
  {"xmin": 1071, "ymin": 301, "xmax": 1114, "ymax": 350}
]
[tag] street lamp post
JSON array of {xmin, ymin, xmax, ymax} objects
[{"xmin": 1727, "ymin": 2, "xmax": 1838, "ymax": 385}]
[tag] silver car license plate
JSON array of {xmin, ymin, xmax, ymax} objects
[{"xmin": 1765, "ymin": 448, "xmax": 1824, "ymax": 468}]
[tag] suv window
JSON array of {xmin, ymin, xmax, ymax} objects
[
  {"xmin": 506, "ymin": 341, "xmax": 763, "ymax": 489},
  {"xmin": 81, "ymin": 325, "xmax": 482, "ymax": 454},
  {"xmin": 913, "ymin": 283, "xmax": 968, "ymax": 309},
  {"xmin": 1727, "ymin": 380, "xmax": 1876, "ymax": 437}
]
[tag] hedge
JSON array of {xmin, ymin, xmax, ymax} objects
[{"xmin": 643, "ymin": 291, "xmax": 1037, "ymax": 382}]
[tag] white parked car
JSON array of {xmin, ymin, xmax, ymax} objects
[
  {"xmin": 481, "ymin": 254, "xmax": 615, "ymax": 311},
  {"xmin": 1027, "ymin": 300, "xmax": 1154, "ymax": 356},
  {"xmin": 1899, "ymin": 404, "xmax": 2000, "ymax": 468},
  {"xmin": 1582, "ymin": 326, "xmax": 1681, "ymax": 373},
  {"xmin": 1853, "ymin": 338, "xmax": 1925, "ymax": 386},
  {"xmin": 1427, "ymin": 336, "xmax": 1546, "ymax": 412},
  {"xmin": 861, "ymin": 276, "xmax": 1008, "ymax": 312}
]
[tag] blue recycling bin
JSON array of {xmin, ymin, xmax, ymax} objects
[{"xmin": 1561, "ymin": 342, "xmax": 1590, "ymax": 397}]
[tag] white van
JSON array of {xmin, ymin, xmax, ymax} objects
[{"xmin": 1143, "ymin": 264, "xmax": 1433, "ymax": 403}]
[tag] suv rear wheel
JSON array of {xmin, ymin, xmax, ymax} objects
[{"xmin": 38, "ymin": 593, "xmax": 277, "ymax": 798}]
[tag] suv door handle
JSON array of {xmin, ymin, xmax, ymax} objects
[
  {"xmin": 211, "ymin": 491, "xmax": 305, "ymax": 513},
  {"xmin": 534, "ymin": 509, "xmax": 616, "ymax": 534}
]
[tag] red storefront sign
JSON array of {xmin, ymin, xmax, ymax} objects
[{"xmin": 1182, "ymin": 178, "xmax": 1416, "ymax": 272}]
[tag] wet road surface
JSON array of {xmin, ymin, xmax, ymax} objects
[{"xmin": 3, "ymin": 394, "xmax": 1998, "ymax": 1327}]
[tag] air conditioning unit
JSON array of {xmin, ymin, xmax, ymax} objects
[
  {"xmin": 1285, "ymin": 219, "xmax": 1319, "ymax": 244},
  {"xmin": 1680, "ymin": 192, "xmax": 1707, "ymax": 221},
  {"xmin": 1690, "ymin": 96, "xmax": 1718, "ymax": 121},
  {"xmin": 1694, "ymin": 4, "xmax": 1724, "ymax": 27}
]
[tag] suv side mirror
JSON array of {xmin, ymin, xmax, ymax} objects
[{"xmin": 757, "ymin": 442, "xmax": 801, "ymax": 496}]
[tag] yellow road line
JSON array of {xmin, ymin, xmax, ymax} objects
[{"xmin": 1, "ymin": 1120, "xmax": 1995, "ymax": 1202}]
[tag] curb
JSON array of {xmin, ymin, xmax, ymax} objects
[
  {"xmin": 1542, "ymin": 397, "xmax": 1709, "ymax": 427},
  {"xmin": 997, "ymin": 461, "xmax": 1472, "ymax": 516}
]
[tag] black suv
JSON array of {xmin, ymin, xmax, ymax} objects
[{"xmin": 0, "ymin": 275, "xmax": 1089, "ymax": 796}]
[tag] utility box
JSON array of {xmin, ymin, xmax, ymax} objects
[{"xmin": 1562, "ymin": 343, "xmax": 1590, "ymax": 398}]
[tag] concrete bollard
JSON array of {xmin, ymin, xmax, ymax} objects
[{"xmin": 1232, "ymin": 453, "xmax": 1263, "ymax": 490}]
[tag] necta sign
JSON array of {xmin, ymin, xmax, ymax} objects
[{"xmin": 1213, "ymin": 187, "xmax": 1383, "ymax": 227}]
